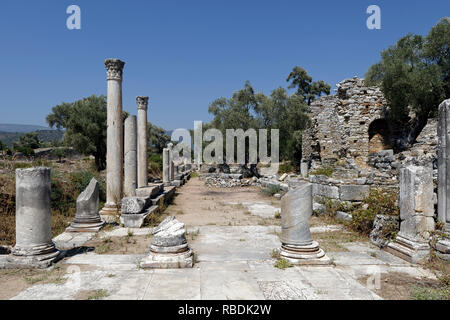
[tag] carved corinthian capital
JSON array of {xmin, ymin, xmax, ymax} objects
[
  {"xmin": 105, "ymin": 58, "xmax": 125, "ymax": 81},
  {"xmin": 136, "ymin": 96, "xmax": 149, "ymax": 111}
]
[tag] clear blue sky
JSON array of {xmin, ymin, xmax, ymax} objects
[{"xmin": 0, "ymin": 0, "xmax": 448, "ymax": 130}]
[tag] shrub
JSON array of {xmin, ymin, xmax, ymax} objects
[
  {"xmin": 278, "ymin": 162, "xmax": 294, "ymax": 174},
  {"xmin": 69, "ymin": 170, "xmax": 106, "ymax": 203},
  {"xmin": 319, "ymin": 197, "xmax": 355, "ymax": 216},
  {"xmin": 261, "ymin": 184, "xmax": 281, "ymax": 196},
  {"xmin": 348, "ymin": 188, "xmax": 399, "ymax": 235},
  {"xmin": 310, "ymin": 166, "xmax": 334, "ymax": 177}
]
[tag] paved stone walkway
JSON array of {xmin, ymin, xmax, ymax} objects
[{"xmin": 10, "ymin": 225, "xmax": 436, "ymax": 300}]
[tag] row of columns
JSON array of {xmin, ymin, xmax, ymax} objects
[{"xmin": 99, "ymin": 59, "xmax": 149, "ymax": 221}]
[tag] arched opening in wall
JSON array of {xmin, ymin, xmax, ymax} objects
[{"xmin": 368, "ymin": 119, "xmax": 392, "ymax": 153}]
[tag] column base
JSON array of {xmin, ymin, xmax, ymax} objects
[
  {"xmin": 99, "ymin": 204, "xmax": 120, "ymax": 224},
  {"xmin": 5, "ymin": 242, "xmax": 64, "ymax": 269},
  {"xmin": 140, "ymin": 245, "xmax": 194, "ymax": 269},
  {"xmin": 385, "ymin": 235, "xmax": 430, "ymax": 264},
  {"xmin": 66, "ymin": 220, "xmax": 105, "ymax": 233},
  {"xmin": 279, "ymin": 241, "xmax": 331, "ymax": 265}
]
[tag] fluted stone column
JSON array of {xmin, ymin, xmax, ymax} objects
[
  {"xmin": 436, "ymin": 99, "xmax": 450, "ymax": 258},
  {"xmin": 137, "ymin": 96, "xmax": 149, "ymax": 188},
  {"xmin": 163, "ymin": 148, "xmax": 170, "ymax": 186},
  {"xmin": 124, "ymin": 115, "xmax": 137, "ymax": 197},
  {"xmin": 9, "ymin": 167, "xmax": 60, "ymax": 267},
  {"xmin": 100, "ymin": 58, "xmax": 125, "ymax": 222}
]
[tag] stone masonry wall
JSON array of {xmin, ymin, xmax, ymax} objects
[{"xmin": 302, "ymin": 77, "xmax": 387, "ymax": 165}]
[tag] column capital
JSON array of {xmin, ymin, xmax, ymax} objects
[
  {"xmin": 105, "ymin": 58, "xmax": 125, "ymax": 81},
  {"xmin": 136, "ymin": 96, "xmax": 149, "ymax": 110}
]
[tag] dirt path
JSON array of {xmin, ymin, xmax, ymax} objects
[{"xmin": 165, "ymin": 177, "xmax": 281, "ymax": 227}]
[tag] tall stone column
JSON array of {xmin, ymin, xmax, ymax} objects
[
  {"xmin": 436, "ymin": 99, "xmax": 450, "ymax": 258},
  {"xmin": 386, "ymin": 165, "xmax": 434, "ymax": 263},
  {"xmin": 137, "ymin": 96, "xmax": 149, "ymax": 188},
  {"xmin": 168, "ymin": 143, "xmax": 174, "ymax": 181},
  {"xmin": 163, "ymin": 148, "xmax": 170, "ymax": 186},
  {"xmin": 124, "ymin": 115, "xmax": 137, "ymax": 197},
  {"xmin": 8, "ymin": 167, "xmax": 60, "ymax": 267},
  {"xmin": 100, "ymin": 58, "xmax": 125, "ymax": 222}
]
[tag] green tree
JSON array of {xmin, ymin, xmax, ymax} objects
[
  {"xmin": 286, "ymin": 66, "xmax": 331, "ymax": 105},
  {"xmin": 13, "ymin": 132, "xmax": 41, "ymax": 156},
  {"xmin": 366, "ymin": 18, "xmax": 449, "ymax": 142},
  {"xmin": 47, "ymin": 95, "xmax": 107, "ymax": 170},
  {"xmin": 51, "ymin": 148, "xmax": 68, "ymax": 163},
  {"xmin": 148, "ymin": 122, "xmax": 171, "ymax": 155},
  {"xmin": 257, "ymin": 88, "xmax": 310, "ymax": 161},
  {"xmin": 0, "ymin": 140, "xmax": 6, "ymax": 151}
]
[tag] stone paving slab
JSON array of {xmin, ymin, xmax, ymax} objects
[
  {"xmin": 53, "ymin": 232, "xmax": 96, "ymax": 250},
  {"xmin": 8, "ymin": 225, "xmax": 438, "ymax": 300}
]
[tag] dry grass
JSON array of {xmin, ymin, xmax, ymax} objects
[{"xmin": 0, "ymin": 158, "xmax": 105, "ymax": 246}]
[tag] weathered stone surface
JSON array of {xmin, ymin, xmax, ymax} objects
[
  {"xmin": 140, "ymin": 216, "xmax": 194, "ymax": 269},
  {"xmin": 278, "ymin": 182, "xmax": 331, "ymax": 265},
  {"xmin": 399, "ymin": 166, "xmax": 434, "ymax": 241},
  {"xmin": 152, "ymin": 217, "xmax": 187, "ymax": 247},
  {"xmin": 387, "ymin": 165, "xmax": 433, "ymax": 263},
  {"xmin": 370, "ymin": 214, "xmax": 399, "ymax": 248},
  {"xmin": 280, "ymin": 183, "xmax": 313, "ymax": 245},
  {"xmin": 137, "ymin": 96, "xmax": 149, "ymax": 188},
  {"xmin": 302, "ymin": 77, "xmax": 387, "ymax": 164},
  {"xmin": 437, "ymin": 99, "xmax": 450, "ymax": 256},
  {"xmin": 336, "ymin": 211, "xmax": 352, "ymax": 222},
  {"xmin": 121, "ymin": 196, "xmax": 150, "ymax": 214},
  {"xmin": 100, "ymin": 58, "xmax": 125, "ymax": 220},
  {"xmin": 67, "ymin": 178, "xmax": 105, "ymax": 232},
  {"xmin": 135, "ymin": 185, "xmax": 161, "ymax": 198},
  {"xmin": 300, "ymin": 161, "xmax": 309, "ymax": 178},
  {"xmin": 339, "ymin": 185, "xmax": 369, "ymax": 201},
  {"xmin": 163, "ymin": 148, "xmax": 170, "ymax": 185},
  {"xmin": 124, "ymin": 115, "xmax": 137, "ymax": 197},
  {"xmin": 7, "ymin": 167, "xmax": 61, "ymax": 268},
  {"xmin": 120, "ymin": 205, "xmax": 158, "ymax": 228},
  {"xmin": 312, "ymin": 184, "xmax": 339, "ymax": 199}
]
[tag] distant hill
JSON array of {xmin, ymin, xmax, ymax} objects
[
  {"xmin": 0, "ymin": 124, "xmax": 51, "ymax": 133},
  {"xmin": 0, "ymin": 128, "xmax": 64, "ymax": 147}
]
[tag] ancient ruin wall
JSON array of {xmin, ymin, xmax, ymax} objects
[{"xmin": 302, "ymin": 77, "xmax": 388, "ymax": 165}]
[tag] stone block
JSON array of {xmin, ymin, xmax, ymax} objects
[
  {"xmin": 121, "ymin": 196, "xmax": 150, "ymax": 214},
  {"xmin": 120, "ymin": 205, "xmax": 158, "ymax": 228},
  {"xmin": 67, "ymin": 178, "xmax": 105, "ymax": 232},
  {"xmin": 339, "ymin": 185, "xmax": 369, "ymax": 201},
  {"xmin": 312, "ymin": 184, "xmax": 339, "ymax": 199},
  {"xmin": 135, "ymin": 185, "xmax": 160, "ymax": 198},
  {"xmin": 336, "ymin": 211, "xmax": 352, "ymax": 221}
]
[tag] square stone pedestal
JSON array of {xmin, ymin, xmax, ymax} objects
[
  {"xmin": 385, "ymin": 236, "xmax": 430, "ymax": 264},
  {"xmin": 435, "ymin": 238, "xmax": 450, "ymax": 261}
]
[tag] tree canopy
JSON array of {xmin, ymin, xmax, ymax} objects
[
  {"xmin": 207, "ymin": 67, "xmax": 325, "ymax": 164},
  {"xmin": 13, "ymin": 132, "xmax": 41, "ymax": 156},
  {"xmin": 47, "ymin": 95, "xmax": 108, "ymax": 170},
  {"xmin": 286, "ymin": 66, "xmax": 331, "ymax": 105},
  {"xmin": 366, "ymin": 17, "xmax": 450, "ymax": 131}
]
